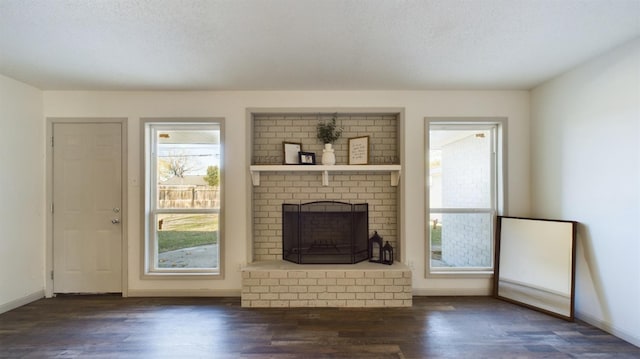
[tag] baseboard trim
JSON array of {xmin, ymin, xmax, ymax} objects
[
  {"xmin": 412, "ymin": 288, "xmax": 492, "ymax": 296},
  {"xmin": 576, "ymin": 310, "xmax": 640, "ymax": 347},
  {"xmin": 0, "ymin": 290, "xmax": 45, "ymax": 315},
  {"xmin": 127, "ymin": 289, "xmax": 241, "ymax": 297}
]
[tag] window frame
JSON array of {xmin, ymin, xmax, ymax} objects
[
  {"xmin": 425, "ymin": 118, "xmax": 507, "ymax": 277},
  {"xmin": 141, "ymin": 118, "xmax": 224, "ymax": 278}
]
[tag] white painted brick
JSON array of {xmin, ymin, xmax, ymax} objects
[
  {"xmin": 365, "ymin": 285, "xmax": 384, "ymax": 293},
  {"xmin": 346, "ymin": 285, "xmax": 365, "ymax": 293},
  {"xmin": 374, "ymin": 278, "xmax": 394, "ymax": 286},
  {"xmin": 243, "ymin": 278, "xmax": 260, "ymax": 286},
  {"xmin": 365, "ymin": 271, "xmax": 384, "ymax": 279},
  {"xmin": 260, "ymin": 293, "xmax": 279, "ymax": 300},
  {"xmin": 251, "ymin": 286, "xmax": 269, "ymax": 293},
  {"xmin": 269, "ymin": 271, "xmax": 288, "ymax": 279},
  {"xmin": 394, "ymin": 292, "xmax": 412, "ymax": 300},
  {"xmin": 279, "ymin": 278, "xmax": 299, "ymax": 286},
  {"xmin": 384, "ymin": 285, "xmax": 404, "ymax": 293},
  {"xmin": 337, "ymin": 293, "xmax": 356, "ymax": 300},
  {"xmin": 308, "ymin": 271, "xmax": 327, "ymax": 279},
  {"xmin": 308, "ymin": 286, "xmax": 327, "ymax": 293},
  {"xmin": 355, "ymin": 278, "xmax": 375, "ymax": 286},
  {"xmin": 299, "ymin": 278, "xmax": 318, "ymax": 286},
  {"xmin": 336, "ymin": 278, "xmax": 355, "ymax": 286},
  {"xmin": 289, "ymin": 286, "xmax": 308, "ymax": 293},
  {"xmin": 326, "ymin": 272, "xmax": 345, "ymax": 279},
  {"xmin": 345, "ymin": 271, "xmax": 365, "ymax": 279},
  {"xmin": 299, "ymin": 293, "xmax": 318, "ymax": 300},
  {"xmin": 327, "ymin": 286, "xmax": 346, "ymax": 293},
  {"xmin": 384, "ymin": 271, "xmax": 403, "ymax": 278},
  {"xmin": 251, "ymin": 300, "xmax": 270, "ymax": 307},
  {"xmin": 375, "ymin": 292, "xmax": 394, "ymax": 300},
  {"xmin": 318, "ymin": 278, "xmax": 338, "ymax": 285},
  {"xmin": 260, "ymin": 279, "xmax": 279, "ymax": 286},
  {"xmin": 318, "ymin": 292, "xmax": 337, "ymax": 300},
  {"xmin": 250, "ymin": 271, "xmax": 269, "ymax": 279},
  {"xmin": 394, "ymin": 278, "xmax": 411, "ymax": 286},
  {"xmin": 356, "ymin": 292, "xmax": 374, "ymax": 300},
  {"xmin": 270, "ymin": 286, "xmax": 289, "ymax": 293},
  {"xmin": 287, "ymin": 271, "xmax": 307, "ymax": 279}
]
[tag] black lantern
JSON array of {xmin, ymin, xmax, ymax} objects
[
  {"xmin": 368, "ymin": 231, "xmax": 383, "ymax": 263},
  {"xmin": 381, "ymin": 241, "xmax": 394, "ymax": 265}
]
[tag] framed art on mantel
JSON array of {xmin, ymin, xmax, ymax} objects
[
  {"xmin": 348, "ymin": 136, "xmax": 369, "ymax": 165},
  {"xmin": 283, "ymin": 142, "xmax": 302, "ymax": 164}
]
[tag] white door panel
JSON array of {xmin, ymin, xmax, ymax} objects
[{"xmin": 53, "ymin": 123, "xmax": 122, "ymax": 293}]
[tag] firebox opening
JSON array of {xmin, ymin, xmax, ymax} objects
[{"xmin": 282, "ymin": 201, "xmax": 369, "ymax": 264}]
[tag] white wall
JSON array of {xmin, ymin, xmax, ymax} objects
[
  {"xmin": 42, "ymin": 90, "xmax": 530, "ymax": 296},
  {"xmin": 531, "ymin": 38, "xmax": 640, "ymax": 345},
  {"xmin": 0, "ymin": 75, "xmax": 45, "ymax": 312}
]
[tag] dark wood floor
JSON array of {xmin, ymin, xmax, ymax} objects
[{"xmin": 0, "ymin": 296, "xmax": 638, "ymax": 358}]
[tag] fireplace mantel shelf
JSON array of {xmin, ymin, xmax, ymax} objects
[{"xmin": 249, "ymin": 164, "xmax": 401, "ymax": 187}]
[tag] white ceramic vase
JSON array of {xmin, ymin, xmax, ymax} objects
[{"xmin": 321, "ymin": 143, "xmax": 336, "ymax": 165}]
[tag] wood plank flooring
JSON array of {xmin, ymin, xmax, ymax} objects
[{"xmin": 0, "ymin": 295, "xmax": 638, "ymax": 358}]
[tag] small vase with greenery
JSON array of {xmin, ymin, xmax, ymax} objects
[
  {"xmin": 317, "ymin": 114, "xmax": 342, "ymax": 165},
  {"xmin": 316, "ymin": 114, "xmax": 342, "ymax": 145}
]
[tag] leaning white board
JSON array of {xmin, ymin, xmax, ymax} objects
[{"xmin": 498, "ymin": 217, "xmax": 573, "ymax": 296}]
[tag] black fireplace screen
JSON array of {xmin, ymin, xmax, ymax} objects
[{"xmin": 282, "ymin": 201, "xmax": 369, "ymax": 264}]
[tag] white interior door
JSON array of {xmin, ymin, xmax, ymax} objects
[{"xmin": 53, "ymin": 122, "xmax": 122, "ymax": 293}]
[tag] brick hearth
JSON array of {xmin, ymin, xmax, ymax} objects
[{"xmin": 241, "ymin": 261, "xmax": 412, "ymax": 308}]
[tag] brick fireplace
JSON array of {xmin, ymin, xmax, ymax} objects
[
  {"xmin": 251, "ymin": 113, "xmax": 400, "ymax": 261},
  {"xmin": 245, "ymin": 112, "xmax": 410, "ymax": 308}
]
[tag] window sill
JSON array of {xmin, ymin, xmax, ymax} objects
[
  {"xmin": 426, "ymin": 270, "xmax": 494, "ymax": 279},
  {"xmin": 142, "ymin": 271, "xmax": 223, "ymax": 280}
]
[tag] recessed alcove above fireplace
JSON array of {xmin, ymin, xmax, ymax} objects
[{"xmin": 250, "ymin": 111, "xmax": 402, "ymax": 263}]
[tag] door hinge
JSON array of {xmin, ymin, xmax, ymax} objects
[
  {"xmin": 50, "ymin": 271, "xmax": 54, "ymax": 280},
  {"xmin": 50, "ymin": 136, "xmax": 54, "ymax": 147},
  {"xmin": 51, "ymin": 203, "xmax": 54, "ymax": 213}
]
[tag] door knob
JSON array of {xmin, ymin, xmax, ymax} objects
[{"xmin": 112, "ymin": 219, "xmax": 121, "ymax": 224}]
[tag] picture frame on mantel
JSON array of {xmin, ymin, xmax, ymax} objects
[
  {"xmin": 283, "ymin": 142, "xmax": 302, "ymax": 164},
  {"xmin": 298, "ymin": 151, "xmax": 316, "ymax": 165},
  {"xmin": 348, "ymin": 136, "xmax": 369, "ymax": 165}
]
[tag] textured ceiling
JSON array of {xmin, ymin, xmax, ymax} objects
[{"xmin": 0, "ymin": 0, "xmax": 638, "ymax": 91}]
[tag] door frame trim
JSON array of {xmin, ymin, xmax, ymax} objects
[{"xmin": 45, "ymin": 118, "xmax": 128, "ymax": 297}]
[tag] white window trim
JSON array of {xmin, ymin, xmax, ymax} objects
[
  {"xmin": 141, "ymin": 118, "xmax": 224, "ymax": 278},
  {"xmin": 425, "ymin": 118, "xmax": 507, "ymax": 278}
]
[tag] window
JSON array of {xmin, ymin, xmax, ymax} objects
[
  {"xmin": 427, "ymin": 120, "xmax": 505, "ymax": 274},
  {"xmin": 143, "ymin": 120, "xmax": 222, "ymax": 275}
]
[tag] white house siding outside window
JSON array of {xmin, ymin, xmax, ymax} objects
[
  {"xmin": 143, "ymin": 120, "xmax": 222, "ymax": 276},
  {"xmin": 427, "ymin": 120, "xmax": 504, "ymax": 274}
]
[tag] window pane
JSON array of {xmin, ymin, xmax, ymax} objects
[
  {"xmin": 430, "ymin": 212, "xmax": 492, "ymax": 268},
  {"xmin": 156, "ymin": 130, "xmax": 220, "ymax": 209},
  {"xmin": 428, "ymin": 123, "xmax": 499, "ymax": 273},
  {"xmin": 430, "ymin": 129, "xmax": 491, "ymax": 209},
  {"xmin": 156, "ymin": 213, "xmax": 219, "ymax": 269}
]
